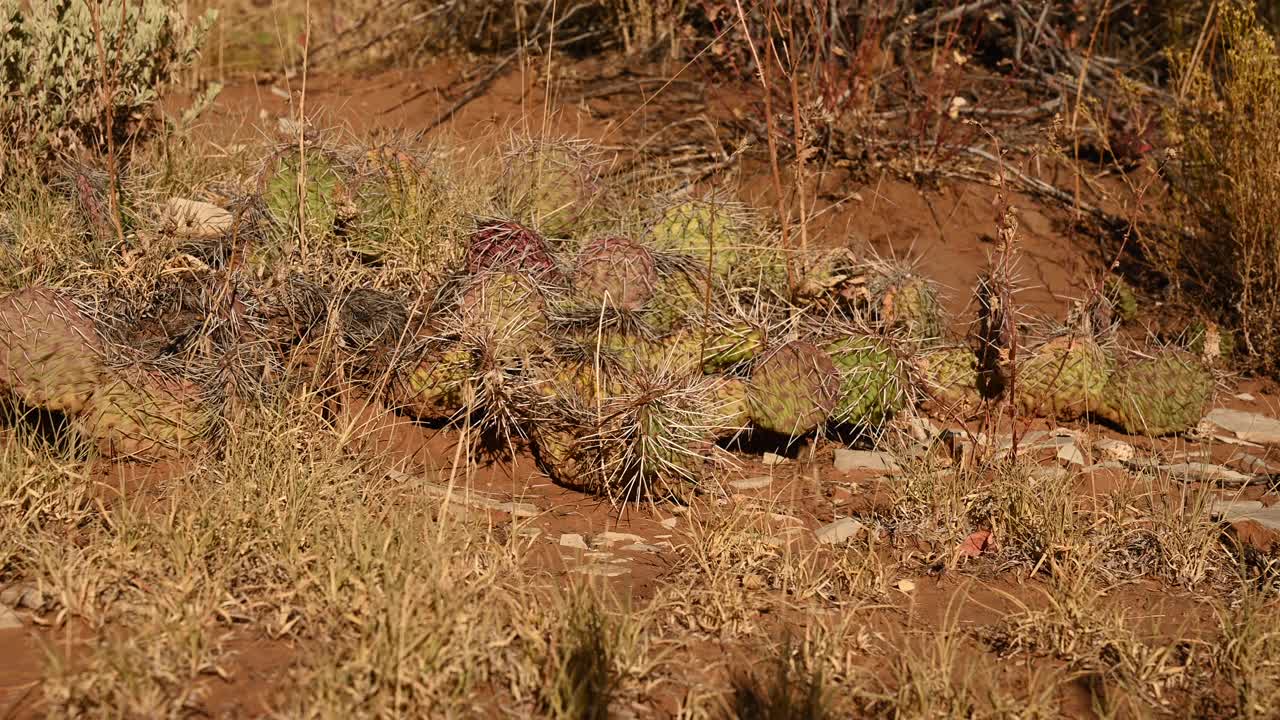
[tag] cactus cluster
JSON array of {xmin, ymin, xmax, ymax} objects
[{"xmin": 8, "ymin": 132, "xmax": 1230, "ymax": 497}]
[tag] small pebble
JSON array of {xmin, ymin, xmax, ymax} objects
[{"xmin": 559, "ymin": 533, "xmax": 589, "ymax": 550}]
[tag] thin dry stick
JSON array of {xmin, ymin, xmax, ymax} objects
[
  {"xmin": 87, "ymin": 0, "xmax": 126, "ymax": 246},
  {"xmin": 733, "ymin": 0, "xmax": 794, "ymax": 289},
  {"xmin": 296, "ymin": 0, "xmax": 313, "ymax": 259},
  {"xmin": 1069, "ymin": 0, "xmax": 1112, "ymax": 221},
  {"xmin": 776, "ymin": 0, "xmax": 809, "ymax": 260}
]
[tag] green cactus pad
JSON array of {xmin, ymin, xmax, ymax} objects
[
  {"xmin": 875, "ymin": 273, "xmax": 943, "ymax": 342},
  {"xmin": 264, "ymin": 147, "xmax": 344, "ymax": 239},
  {"xmin": 497, "ymin": 138, "xmax": 602, "ymax": 237},
  {"xmin": 1016, "ymin": 336, "xmax": 1111, "ymax": 420},
  {"xmin": 645, "ymin": 270, "xmax": 708, "ymax": 336},
  {"xmin": 825, "ymin": 335, "xmax": 906, "ymax": 430},
  {"xmin": 650, "ymin": 198, "xmax": 747, "ymax": 278},
  {"xmin": 747, "ymin": 341, "xmax": 840, "ymax": 437},
  {"xmin": 1096, "ymin": 350, "xmax": 1213, "ymax": 436},
  {"xmin": 395, "ymin": 346, "xmax": 473, "ymax": 420},
  {"xmin": 0, "ymin": 287, "xmax": 105, "ymax": 414},
  {"xmin": 461, "ymin": 271, "xmax": 549, "ymax": 359},
  {"xmin": 913, "ymin": 346, "xmax": 981, "ymax": 414},
  {"xmin": 75, "ymin": 367, "xmax": 211, "ymax": 460},
  {"xmin": 709, "ymin": 377, "xmax": 751, "ymax": 439},
  {"xmin": 701, "ymin": 326, "xmax": 765, "ymax": 373}
]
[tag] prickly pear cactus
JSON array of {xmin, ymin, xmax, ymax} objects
[
  {"xmin": 0, "ymin": 287, "xmax": 104, "ymax": 414},
  {"xmin": 264, "ymin": 146, "xmax": 346, "ymax": 239},
  {"xmin": 873, "ymin": 270, "xmax": 943, "ymax": 342},
  {"xmin": 1016, "ymin": 336, "xmax": 1110, "ymax": 420},
  {"xmin": 496, "ymin": 137, "xmax": 603, "ymax": 237},
  {"xmin": 1096, "ymin": 350, "xmax": 1213, "ymax": 436},
  {"xmin": 709, "ymin": 377, "xmax": 750, "ymax": 439},
  {"xmin": 461, "ymin": 271, "xmax": 549, "ymax": 358},
  {"xmin": 650, "ymin": 198, "xmax": 747, "ymax": 278},
  {"xmin": 531, "ymin": 426, "xmax": 592, "ymax": 490},
  {"xmin": 701, "ymin": 325, "xmax": 765, "ymax": 373},
  {"xmin": 574, "ymin": 236, "xmax": 657, "ymax": 311},
  {"xmin": 394, "ymin": 346, "xmax": 473, "ymax": 420},
  {"xmin": 913, "ymin": 346, "xmax": 981, "ymax": 414},
  {"xmin": 1104, "ymin": 276, "xmax": 1138, "ymax": 324},
  {"xmin": 466, "ymin": 219, "xmax": 559, "ymax": 277},
  {"xmin": 792, "ymin": 247, "xmax": 863, "ymax": 307},
  {"xmin": 75, "ymin": 367, "xmax": 211, "ymax": 460},
  {"xmin": 825, "ymin": 335, "xmax": 906, "ymax": 430},
  {"xmin": 747, "ymin": 340, "xmax": 840, "ymax": 437},
  {"xmin": 645, "ymin": 269, "xmax": 707, "ymax": 336}
]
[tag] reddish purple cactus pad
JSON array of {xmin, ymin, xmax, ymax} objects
[{"xmin": 466, "ymin": 219, "xmax": 558, "ymax": 276}]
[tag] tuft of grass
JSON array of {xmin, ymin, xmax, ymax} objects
[
  {"xmin": 729, "ymin": 636, "xmax": 829, "ymax": 720},
  {"xmin": 548, "ymin": 594, "xmax": 618, "ymax": 720}
]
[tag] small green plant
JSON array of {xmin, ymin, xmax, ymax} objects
[{"xmin": 0, "ymin": 0, "xmax": 215, "ymax": 181}]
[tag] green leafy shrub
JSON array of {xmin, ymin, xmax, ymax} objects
[
  {"xmin": 1163, "ymin": 1, "xmax": 1280, "ymax": 372},
  {"xmin": 0, "ymin": 0, "xmax": 215, "ymax": 181}
]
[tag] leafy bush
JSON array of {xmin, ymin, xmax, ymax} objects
[
  {"xmin": 0, "ymin": 0, "xmax": 214, "ymax": 182},
  {"xmin": 1163, "ymin": 1, "xmax": 1280, "ymax": 372}
]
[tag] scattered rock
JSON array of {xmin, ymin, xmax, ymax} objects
[
  {"xmin": 904, "ymin": 417, "xmax": 940, "ymax": 442},
  {"xmin": 623, "ymin": 542, "xmax": 664, "ymax": 553},
  {"xmin": 834, "ymin": 449, "xmax": 901, "ymax": 474},
  {"xmin": 493, "ymin": 501, "xmax": 540, "ymax": 518},
  {"xmin": 1094, "ymin": 438, "xmax": 1135, "ymax": 462},
  {"xmin": 0, "ymin": 606, "xmax": 21, "ymax": 630},
  {"xmin": 730, "ymin": 476, "xmax": 774, "ymax": 491},
  {"xmin": 1057, "ymin": 444, "xmax": 1087, "ymax": 466},
  {"xmin": 1232, "ymin": 454, "xmax": 1277, "ymax": 476},
  {"xmin": 1235, "ymin": 393, "xmax": 1256, "ymax": 402},
  {"xmin": 762, "ymin": 452, "xmax": 789, "ymax": 466},
  {"xmin": 1209, "ymin": 499, "xmax": 1280, "ymax": 553},
  {"xmin": 658, "ymin": 517, "xmax": 678, "ymax": 529},
  {"xmin": 1214, "ymin": 434, "xmax": 1263, "ymax": 448},
  {"xmin": 1162, "ymin": 462, "xmax": 1252, "ymax": 485},
  {"xmin": 816, "ymin": 517, "xmax": 865, "ymax": 544},
  {"xmin": 595, "ymin": 531, "xmax": 646, "ymax": 546},
  {"xmin": 161, "ymin": 198, "xmax": 233, "ymax": 238},
  {"xmin": 574, "ymin": 563, "xmax": 630, "ymax": 578},
  {"xmin": 1205, "ymin": 408, "xmax": 1280, "ymax": 444},
  {"xmin": 896, "ymin": 579, "xmax": 917, "ymax": 593},
  {"xmin": 1032, "ymin": 466, "xmax": 1070, "ymax": 481},
  {"xmin": 559, "ymin": 533, "xmax": 589, "ymax": 550},
  {"xmin": 768, "ymin": 512, "xmax": 805, "ymax": 527},
  {"xmin": 0, "ymin": 584, "xmax": 43, "ymax": 610},
  {"xmin": 1084, "ymin": 461, "xmax": 1127, "ymax": 471}
]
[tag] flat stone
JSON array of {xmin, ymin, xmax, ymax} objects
[
  {"xmin": 1236, "ymin": 393, "xmax": 1257, "ymax": 402},
  {"xmin": 762, "ymin": 452, "xmax": 789, "ymax": 466},
  {"xmin": 730, "ymin": 476, "xmax": 774, "ymax": 490},
  {"xmin": 1214, "ymin": 434, "xmax": 1263, "ymax": 448},
  {"xmin": 0, "ymin": 606, "xmax": 21, "ymax": 630},
  {"xmin": 815, "ymin": 517, "xmax": 865, "ymax": 544},
  {"xmin": 658, "ymin": 517, "xmax": 678, "ymax": 529},
  {"xmin": 1205, "ymin": 408, "xmax": 1280, "ymax": 444},
  {"xmin": 0, "ymin": 585, "xmax": 43, "ymax": 610},
  {"xmin": 1057, "ymin": 444, "xmax": 1087, "ymax": 466},
  {"xmin": 1163, "ymin": 462, "xmax": 1252, "ymax": 485},
  {"xmin": 622, "ymin": 543, "xmax": 664, "ymax": 553},
  {"xmin": 493, "ymin": 502, "xmax": 540, "ymax": 518},
  {"xmin": 595, "ymin": 531, "xmax": 646, "ymax": 546},
  {"xmin": 574, "ymin": 563, "xmax": 630, "ymax": 578},
  {"xmin": 1232, "ymin": 454, "xmax": 1277, "ymax": 475},
  {"xmin": 1209, "ymin": 499, "xmax": 1280, "ymax": 553},
  {"xmin": 1094, "ymin": 438, "xmax": 1136, "ymax": 462},
  {"xmin": 559, "ymin": 533, "xmax": 589, "ymax": 550},
  {"xmin": 162, "ymin": 198, "xmax": 233, "ymax": 238},
  {"xmin": 834, "ymin": 449, "xmax": 901, "ymax": 474}
]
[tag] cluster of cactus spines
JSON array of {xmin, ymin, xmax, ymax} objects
[
  {"xmin": 710, "ymin": 377, "xmax": 751, "ymax": 439},
  {"xmin": 466, "ymin": 219, "xmax": 560, "ymax": 278},
  {"xmin": 1015, "ymin": 335, "xmax": 1111, "ymax": 421},
  {"xmin": 0, "ymin": 288, "xmax": 105, "ymax": 414},
  {"xmin": 792, "ymin": 247, "xmax": 863, "ymax": 307},
  {"xmin": 746, "ymin": 340, "xmax": 841, "ymax": 437},
  {"xmin": 825, "ymin": 335, "xmax": 907, "ymax": 431},
  {"xmin": 497, "ymin": 135, "xmax": 605, "ymax": 237},
  {"xmin": 1096, "ymin": 350, "xmax": 1214, "ymax": 436},
  {"xmin": 866, "ymin": 259, "xmax": 944, "ymax": 342},
  {"xmin": 701, "ymin": 325, "xmax": 766, "ymax": 373},
  {"xmin": 460, "ymin": 271, "xmax": 550, "ymax": 361},
  {"xmin": 337, "ymin": 287, "xmax": 412, "ymax": 353},
  {"xmin": 573, "ymin": 235, "xmax": 657, "ymax": 311},
  {"xmin": 74, "ymin": 366, "xmax": 212, "ymax": 460}
]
